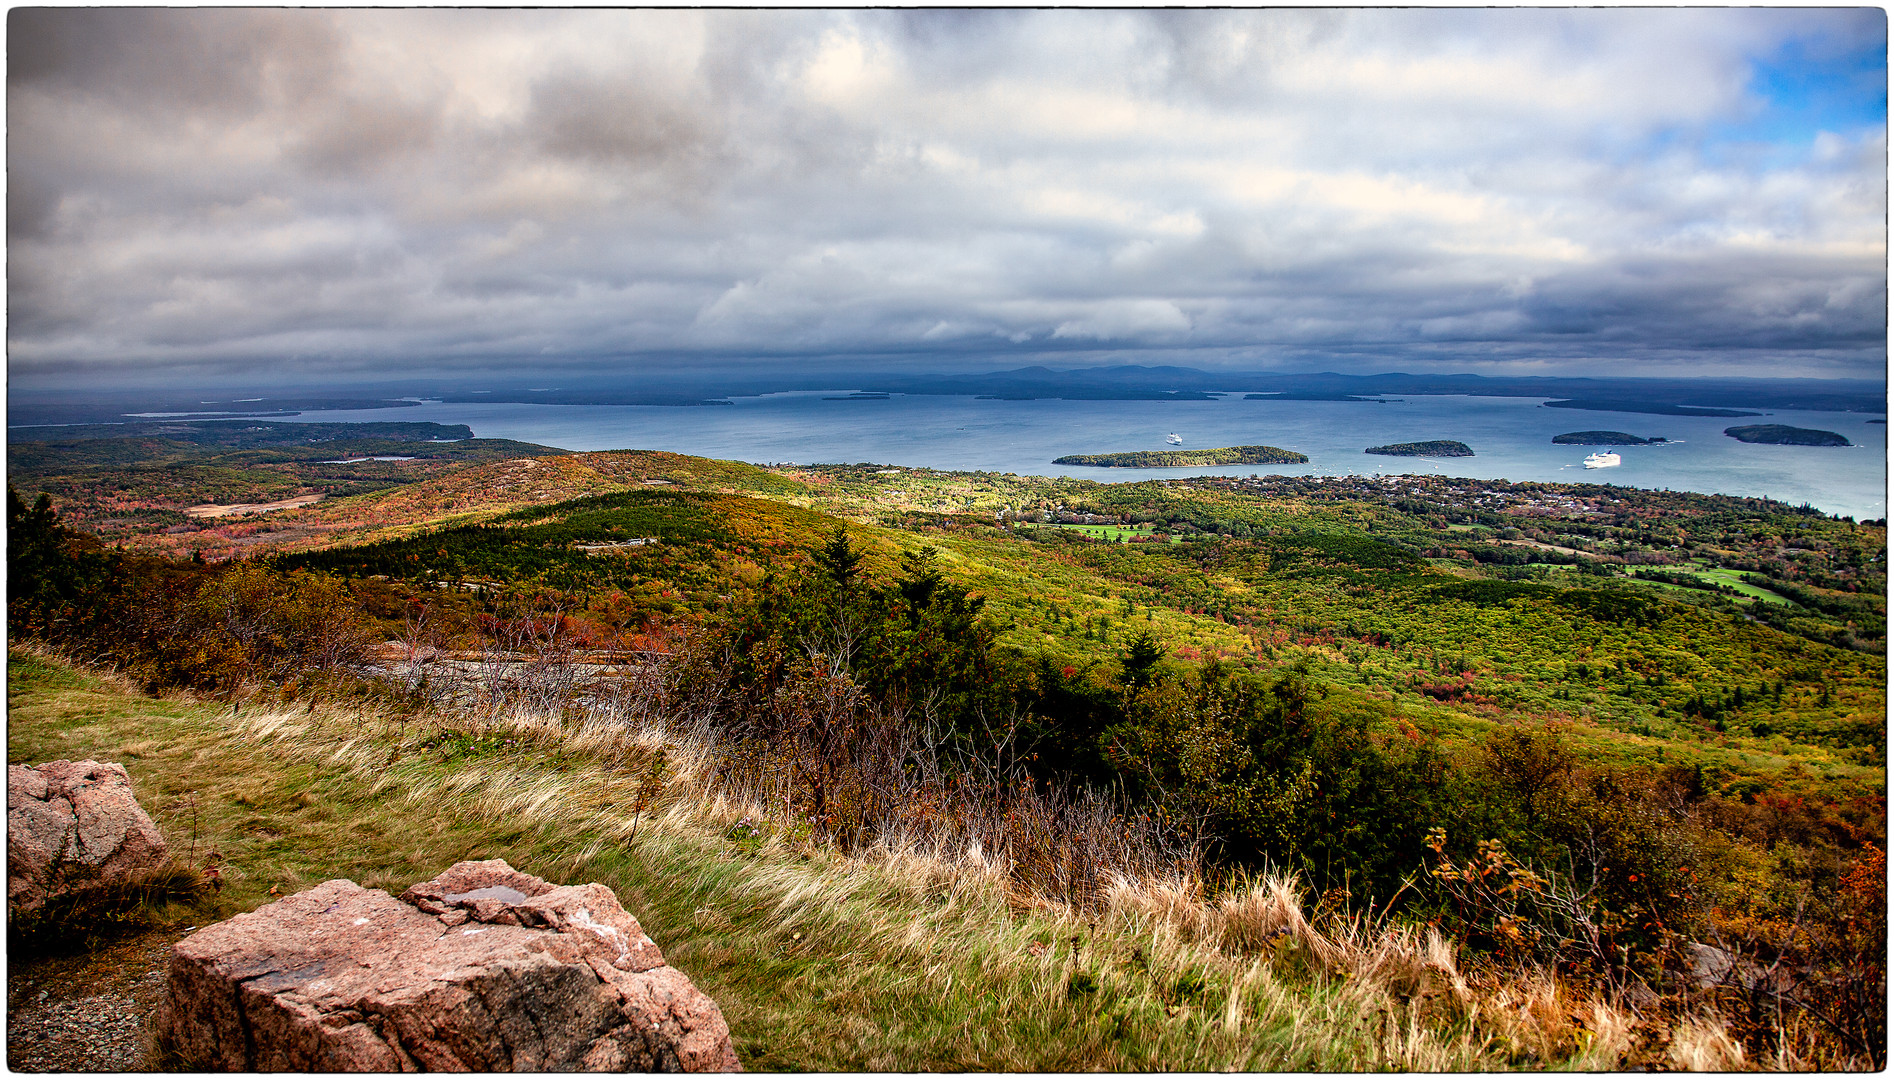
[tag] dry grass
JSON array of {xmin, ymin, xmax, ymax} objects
[{"xmin": 8, "ymin": 645, "xmax": 1805, "ymax": 1071}]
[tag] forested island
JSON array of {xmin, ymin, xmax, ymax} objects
[
  {"xmin": 1724, "ymin": 424, "xmax": 1851, "ymax": 447},
  {"xmin": 1552, "ymin": 431, "xmax": 1667, "ymax": 445},
  {"xmin": 1053, "ymin": 445, "xmax": 1308, "ymax": 467},
  {"xmin": 1363, "ymin": 440, "xmax": 1473, "ymax": 457}
]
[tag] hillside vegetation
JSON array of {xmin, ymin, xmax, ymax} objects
[
  {"xmin": 4, "ymin": 421, "xmax": 565, "ymax": 548},
  {"xmin": 7, "ymin": 648, "xmax": 1663, "ymax": 1071},
  {"xmin": 7, "ymin": 446, "xmax": 1886, "ymax": 1069}
]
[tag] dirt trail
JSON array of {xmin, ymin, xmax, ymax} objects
[{"xmin": 7, "ymin": 930, "xmax": 186, "ymax": 1071}]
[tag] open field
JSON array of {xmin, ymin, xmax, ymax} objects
[
  {"xmin": 1036, "ymin": 522, "xmax": 1180, "ymax": 543},
  {"xmin": 1628, "ymin": 563, "xmax": 1796, "ymax": 605}
]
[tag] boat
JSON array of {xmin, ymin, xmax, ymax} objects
[
  {"xmin": 1583, "ymin": 452, "xmax": 1621, "ymax": 469},
  {"xmin": 1166, "ymin": 433, "xmax": 1183, "ymax": 445}
]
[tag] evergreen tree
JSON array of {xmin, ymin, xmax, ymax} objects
[
  {"xmin": 817, "ymin": 527, "xmax": 862, "ymax": 589},
  {"xmin": 1120, "ymin": 631, "xmax": 1164, "ymax": 689}
]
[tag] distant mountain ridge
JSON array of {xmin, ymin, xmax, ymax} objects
[
  {"xmin": 11, "ymin": 366, "xmax": 1884, "ymax": 426},
  {"xmin": 851, "ymin": 366, "xmax": 1883, "ymax": 414}
]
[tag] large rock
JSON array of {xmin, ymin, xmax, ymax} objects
[
  {"xmin": 8, "ymin": 759, "xmax": 170, "ymax": 913},
  {"xmin": 157, "ymin": 859, "xmax": 740, "ymax": 1072}
]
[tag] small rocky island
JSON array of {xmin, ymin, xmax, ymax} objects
[
  {"xmin": 1552, "ymin": 431, "xmax": 1667, "ymax": 445},
  {"xmin": 1364, "ymin": 440, "xmax": 1473, "ymax": 458},
  {"xmin": 1723, "ymin": 424, "xmax": 1851, "ymax": 447},
  {"xmin": 1053, "ymin": 445, "xmax": 1308, "ymax": 467}
]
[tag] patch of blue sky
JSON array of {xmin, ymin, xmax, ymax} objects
[
  {"xmin": 1614, "ymin": 25, "xmax": 1883, "ymax": 174},
  {"xmin": 1698, "ymin": 29, "xmax": 1886, "ymax": 167},
  {"xmin": 1746, "ymin": 36, "xmax": 1884, "ymax": 131},
  {"xmin": 1595, "ymin": 29, "xmax": 1883, "ymax": 172}
]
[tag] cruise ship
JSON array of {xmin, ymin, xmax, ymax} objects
[
  {"xmin": 1166, "ymin": 433, "xmax": 1183, "ymax": 445},
  {"xmin": 1583, "ymin": 452, "xmax": 1621, "ymax": 469}
]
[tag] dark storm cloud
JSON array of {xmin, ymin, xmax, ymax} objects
[
  {"xmin": 8, "ymin": 8, "xmax": 342, "ymax": 113},
  {"xmin": 6, "ymin": 9, "xmax": 1885, "ymax": 385}
]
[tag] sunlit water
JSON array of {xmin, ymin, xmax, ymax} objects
[{"xmin": 278, "ymin": 392, "xmax": 1886, "ymax": 520}]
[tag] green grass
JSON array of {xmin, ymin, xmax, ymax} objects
[
  {"xmin": 1622, "ymin": 563, "xmax": 1796, "ymax": 606},
  {"xmin": 8, "ymin": 648, "xmax": 1647, "ymax": 1071},
  {"xmin": 1037, "ymin": 522, "xmax": 1179, "ymax": 543},
  {"xmin": 1683, "ymin": 564, "xmax": 1795, "ymax": 604}
]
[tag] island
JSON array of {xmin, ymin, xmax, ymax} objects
[
  {"xmin": 1723, "ymin": 424, "xmax": 1851, "ymax": 447},
  {"xmin": 1052, "ymin": 445, "xmax": 1308, "ymax": 467},
  {"xmin": 1364, "ymin": 440, "xmax": 1473, "ymax": 457},
  {"xmin": 1552, "ymin": 431, "xmax": 1667, "ymax": 445}
]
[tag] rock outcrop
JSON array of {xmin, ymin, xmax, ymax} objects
[
  {"xmin": 157, "ymin": 859, "xmax": 739, "ymax": 1072},
  {"xmin": 8, "ymin": 760, "xmax": 170, "ymax": 913}
]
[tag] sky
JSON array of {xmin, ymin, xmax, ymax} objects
[{"xmin": 7, "ymin": 8, "xmax": 1888, "ymax": 388}]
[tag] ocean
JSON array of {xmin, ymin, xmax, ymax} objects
[{"xmin": 270, "ymin": 391, "xmax": 1886, "ymax": 520}]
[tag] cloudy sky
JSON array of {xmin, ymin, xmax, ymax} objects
[{"xmin": 8, "ymin": 8, "xmax": 1887, "ymax": 388}]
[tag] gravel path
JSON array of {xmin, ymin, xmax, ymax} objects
[{"xmin": 7, "ymin": 932, "xmax": 183, "ymax": 1072}]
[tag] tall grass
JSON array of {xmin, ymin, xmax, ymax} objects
[
  {"xmin": 10, "ymin": 642, "xmax": 1873, "ymax": 1070},
  {"xmin": 317, "ymin": 640, "xmax": 1763, "ymax": 1070}
]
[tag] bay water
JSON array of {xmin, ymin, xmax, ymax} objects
[{"xmin": 279, "ymin": 391, "xmax": 1886, "ymax": 520}]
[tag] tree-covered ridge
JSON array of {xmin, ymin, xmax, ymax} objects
[
  {"xmin": 1052, "ymin": 445, "xmax": 1308, "ymax": 467},
  {"xmin": 277, "ymin": 488, "xmax": 847, "ymax": 611},
  {"xmin": 4, "ymin": 420, "xmax": 566, "ymax": 543}
]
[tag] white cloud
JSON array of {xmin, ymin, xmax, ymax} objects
[
  {"xmin": 6, "ymin": 8, "xmax": 1884, "ymax": 381},
  {"xmin": 1052, "ymin": 300, "xmax": 1192, "ymax": 342}
]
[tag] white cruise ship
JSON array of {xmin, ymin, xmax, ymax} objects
[
  {"xmin": 1166, "ymin": 433, "xmax": 1183, "ymax": 445},
  {"xmin": 1583, "ymin": 451, "xmax": 1621, "ymax": 469}
]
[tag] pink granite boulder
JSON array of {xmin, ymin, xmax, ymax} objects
[
  {"xmin": 157, "ymin": 859, "xmax": 739, "ymax": 1072},
  {"xmin": 8, "ymin": 759, "xmax": 170, "ymax": 913}
]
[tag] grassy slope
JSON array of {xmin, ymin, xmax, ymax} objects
[
  {"xmin": 44, "ymin": 447, "xmax": 1884, "ymax": 794},
  {"xmin": 8, "ymin": 649, "xmax": 1628, "ymax": 1071},
  {"xmin": 221, "ymin": 452, "xmax": 1880, "ymax": 795}
]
